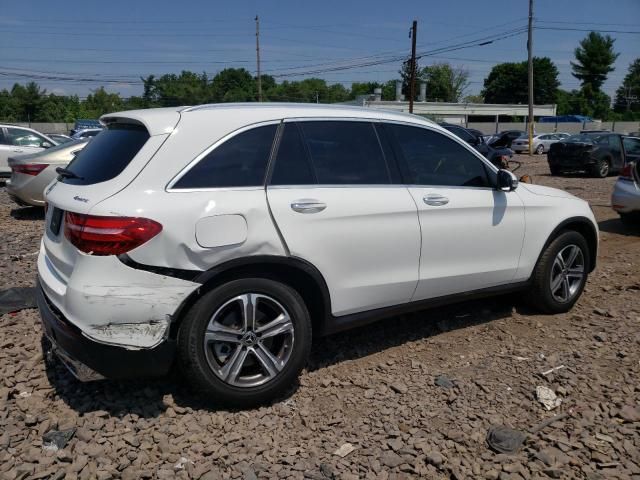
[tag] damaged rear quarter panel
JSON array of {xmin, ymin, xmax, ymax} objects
[{"xmin": 63, "ymin": 254, "xmax": 199, "ymax": 349}]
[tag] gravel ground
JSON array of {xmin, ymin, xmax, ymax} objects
[{"xmin": 0, "ymin": 154, "xmax": 639, "ymax": 480}]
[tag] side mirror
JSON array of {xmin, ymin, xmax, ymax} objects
[
  {"xmin": 497, "ymin": 169, "xmax": 518, "ymax": 191},
  {"xmin": 42, "ymin": 141, "xmax": 53, "ymax": 148}
]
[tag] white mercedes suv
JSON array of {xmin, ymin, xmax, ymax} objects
[{"xmin": 37, "ymin": 104, "xmax": 598, "ymax": 406}]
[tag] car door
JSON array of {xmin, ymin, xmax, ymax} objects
[
  {"xmin": 0, "ymin": 128, "xmax": 13, "ymax": 174},
  {"xmin": 623, "ymin": 137, "xmax": 640, "ymax": 164},
  {"xmin": 5, "ymin": 127, "xmax": 49, "ymax": 157},
  {"xmin": 266, "ymin": 120, "xmax": 421, "ymax": 316},
  {"xmin": 384, "ymin": 123, "xmax": 526, "ymax": 300},
  {"xmin": 607, "ymin": 135, "xmax": 625, "ymax": 170}
]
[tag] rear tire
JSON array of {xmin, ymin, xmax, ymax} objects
[
  {"xmin": 177, "ymin": 278, "xmax": 312, "ymax": 407},
  {"xmin": 591, "ymin": 158, "xmax": 610, "ymax": 178},
  {"xmin": 525, "ymin": 231, "xmax": 590, "ymax": 314},
  {"xmin": 536, "ymin": 144, "xmax": 545, "ymax": 155}
]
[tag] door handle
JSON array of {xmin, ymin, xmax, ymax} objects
[
  {"xmin": 423, "ymin": 194, "xmax": 449, "ymax": 206},
  {"xmin": 12, "ymin": 149, "xmax": 24, "ymax": 153},
  {"xmin": 291, "ymin": 200, "xmax": 326, "ymax": 214}
]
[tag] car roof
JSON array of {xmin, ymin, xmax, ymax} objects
[{"xmin": 102, "ymin": 103, "xmax": 438, "ymax": 136}]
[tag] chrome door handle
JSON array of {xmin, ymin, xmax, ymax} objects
[
  {"xmin": 12, "ymin": 149, "xmax": 24, "ymax": 153},
  {"xmin": 423, "ymin": 194, "xmax": 449, "ymax": 206},
  {"xmin": 291, "ymin": 200, "xmax": 326, "ymax": 214}
]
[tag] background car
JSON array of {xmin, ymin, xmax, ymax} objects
[
  {"xmin": 0, "ymin": 125, "xmax": 57, "ymax": 177},
  {"xmin": 71, "ymin": 128, "xmax": 103, "ymax": 139},
  {"xmin": 6, "ymin": 139, "xmax": 89, "ymax": 206},
  {"xmin": 548, "ymin": 132, "xmax": 627, "ymax": 177},
  {"xmin": 69, "ymin": 119, "xmax": 102, "ymax": 136},
  {"xmin": 440, "ymin": 123, "xmax": 513, "ymax": 168},
  {"xmin": 487, "ymin": 130, "xmax": 526, "ymax": 149},
  {"xmin": 45, "ymin": 133, "xmax": 73, "ymax": 144},
  {"xmin": 612, "ymin": 160, "xmax": 640, "ymax": 225},
  {"xmin": 511, "ymin": 133, "xmax": 564, "ymax": 154}
]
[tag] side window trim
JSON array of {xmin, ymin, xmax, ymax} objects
[
  {"xmin": 384, "ymin": 121, "xmax": 496, "ymax": 189},
  {"xmin": 166, "ymin": 120, "xmax": 281, "ymax": 191}
]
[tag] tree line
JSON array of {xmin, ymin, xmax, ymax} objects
[{"xmin": 0, "ymin": 32, "xmax": 638, "ymax": 122}]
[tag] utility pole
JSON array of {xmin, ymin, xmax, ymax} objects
[
  {"xmin": 255, "ymin": 15, "xmax": 262, "ymax": 102},
  {"xmin": 409, "ymin": 20, "xmax": 418, "ymax": 114},
  {"xmin": 527, "ymin": 0, "xmax": 534, "ymax": 155}
]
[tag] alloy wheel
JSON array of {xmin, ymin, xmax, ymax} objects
[
  {"xmin": 203, "ymin": 293, "xmax": 295, "ymax": 388},
  {"xmin": 549, "ymin": 244, "xmax": 585, "ymax": 303}
]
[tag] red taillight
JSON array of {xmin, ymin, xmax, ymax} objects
[
  {"xmin": 12, "ymin": 163, "xmax": 48, "ymax": 176},
  {"xmin": 64, "ymin": 213, "xmax": 162, "ymax": 255},
  {"xmin": 620, "ymin": 163, "xmax": 634, "ymax": 180}
]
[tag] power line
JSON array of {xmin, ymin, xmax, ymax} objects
[{"xmin": 535, "ymin": 26, "xmax": 640, "ymax": 34}]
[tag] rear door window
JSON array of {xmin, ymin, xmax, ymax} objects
[
  {"xmin": 173, "ymin": 124, "xmax": 277, "ymax": 189},
  {"xmin": 6, "ymin": 128, "xmax": 48, "ymax": 147},
  {"xmin": 298, "ymin": 121, "xmax": 390, "ymax": 184},
  {"xmin": 62, "ymin": 124, "xmax": 149, "ymax": 185},
  {"xmin": 270, "ymin": 123, "xmax": 316, "ymax": 185}
]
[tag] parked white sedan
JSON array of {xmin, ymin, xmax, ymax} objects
[
  {"xmin": 512, "ymin": 133, "xmax": 564, "ymax": 154},
  {"xmin": 0, "ymin": 125, "xmax": 57, "ymax": 177}
]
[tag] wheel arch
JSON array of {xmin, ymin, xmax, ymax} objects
[
  {"xmin": 537, "ymin": 216, "xmax": 598, "ymax": 273},
  {"xmin": 169, "ymin": 255, "xmax": 332, "ymax": 339}
]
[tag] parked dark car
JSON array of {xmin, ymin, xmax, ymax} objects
[
  {"xmin": 440, "ymin": 123, "xmax": 513, "ymax": 168},
  {"xmin": 547, "ymin": 132, "xmax": 629, "ymax": 178},
  {"xmin": 487, "ymin": 130, "xmax": 526, "ymax": 149}
]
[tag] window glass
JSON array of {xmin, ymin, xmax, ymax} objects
[
  {"xmin": 623, "ymin": 137, "xmax": 640, "ymax": 155},
  {"xmin": 608, "ymin": 135, "xmax": 621, "ymax": 153},
  {"xmin": 174, "ymin": 124, "xmax": 277, "ymax": 189},
  {"xmin": 299, "ymin": 121, "xmax": 390, "ymax": 185},
  {"xmin": 389, "ymin": 124, "xmax": 490, "ymax": 188},
  {"xmin": 6, "ymin": 128, "xmax": 47, "ymax": 147},
  {"xmin": 445, "ymin": 126, "xmax": 475, "ymax": 142},
  {"xmin": 61, "ymin": 124, "xmax": 149, "ymax": 185},
  {"xmin": 0, "ymin": 130, "xmax": 8, "ymax": 145},
  {"xmin": 270, "ymin": 123, "xmax": 315, "ymax": 185}
]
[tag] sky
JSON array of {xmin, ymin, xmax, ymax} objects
[{"xmin": 0, "ymin": 0, "xmax": 638, "ymax": 102}]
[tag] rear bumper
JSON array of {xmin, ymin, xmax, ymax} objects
[
  {"xmin": 36, "ymin": 280, "xmax": 176, "ymax": 380},
  {"xmin": 612, "ymin": 179, "xmax": 640, "ymax": 213},
  {"xmin": 6, "ymin": 181, "xmax": 46, "ymax": 207}
]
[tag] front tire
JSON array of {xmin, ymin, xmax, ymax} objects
[
  {"xmin": 526, "ymin": 231, "xmax": 589, "ymax": 314},
  {"xmin": 178, "ymin": 278, "xmax": 312, "ymax": 407},
  {"xmin": 591, "ymin": 158, "xmax": 610, "ymax": 178}
]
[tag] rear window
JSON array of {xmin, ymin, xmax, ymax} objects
[
  {"xmin": 173, "ymin": 124, "xmax": 277, "ymax": 189},
  {"xmin": 61, "ymin": 124, "xmax": 149, "ymax": 185}
]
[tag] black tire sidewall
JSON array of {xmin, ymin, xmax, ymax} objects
[
  {"xmin": 535, "ymin": 231, "xmax": 590, "ymax": 313},
  {"xmin": 536, "ymin": 145, "xmax": 544, "ymax": 154},
  {"xmin": 178, "ymin": 278, "xmax": 311, "ymax": 407}
]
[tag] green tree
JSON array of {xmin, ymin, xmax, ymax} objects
[
  {"xmin": 613, "ymin": 58, "xmax": 640, "ymax": 115},
  {"xmin": 571, "ymin": 32, "xmax": 619, "ymax": 90},
  {"xmin": 482, "ymin": 57, "xmax": 560, "ymax": 104},
  {"xmin": 421, "ymin": 63, "xmax": 469, "ymax": 102},
  {"xmin": 82, "ymin": 87, "xmax": 124, "ymax": 117},
  {"xmin": 211, "ymin": 68, "xmax": 255, "ymax": 102}
]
